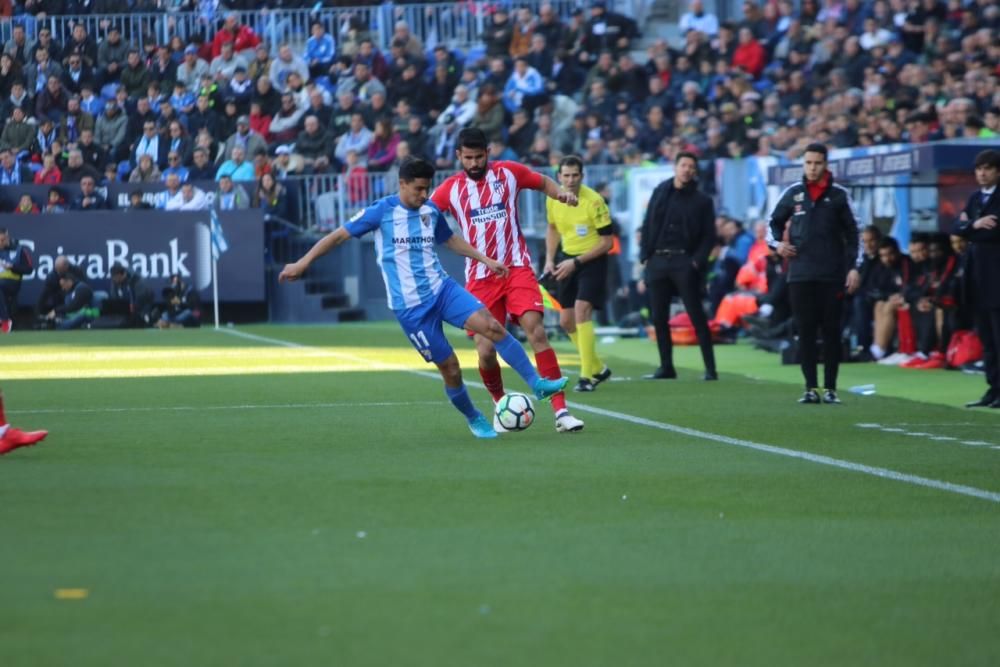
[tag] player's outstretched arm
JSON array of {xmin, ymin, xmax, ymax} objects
[
  {"xmin": 278, "ymin": 227, "xmax": 351, "ymax": 282},
  {"xmin": 443, "ymin": 234, "xmax": 509, "ymax": 277},
  {"xmin": 539, "ymin": 174, "xmax": 578, "ymax": 207}
]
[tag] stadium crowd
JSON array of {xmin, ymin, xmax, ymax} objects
[
  {"xmin": 0, "ymin": 0, "xmax": 993, "ymax": 213},
  {"xmin": 0, "ymin": 0, "xmax": 996, "ymax": 366}
]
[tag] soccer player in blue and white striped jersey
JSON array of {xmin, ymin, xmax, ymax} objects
[{"xmin": 279, "ymin": 158, "xmax": 568, "ymax": 439}]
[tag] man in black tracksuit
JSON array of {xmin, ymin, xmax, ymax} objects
[
  {"xmin": 951, "ymin": 149, "xmax": 1000, "ymax": 408},
  {"xmin": 639, "ymin": 151, "xmax": 718, "ymax": 380},
  {"xmin": 0, "ymin": 227, "xmax": 34, "ymax": 333},
  {"xmin": 35, "ymin": 256, "xmax": 87, "ymax": 327},
  {"xmin": 767, "ymin": 143, "xmax": 862, "ymax": 404}
]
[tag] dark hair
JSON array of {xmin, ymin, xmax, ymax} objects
[
  {"xmin": 110, "ymin": 263, "xmax": 127, "ymax": 276},
  {"xmin": 457, "ymin": 127, "xmax": 489, "ymax": 151},
  {"xmin": 675, "ymin": 150, "xmax": 699, "ymax": 166},
  {"xmin": 558, "ymin": 155, "xmax": 584, "ymax": 173},
  {"xmin": 974, "ymin": 149, "xmax": 1000, "ymax": 170},
  {"xmin": 863, "ymin": 224, "xmax": 882, "ymax": 239},
  {"xmin": 398, "ymin": 157, "xmax": 435, "ymax": 182},
  {"xmin": 878, "ymin": 237, "xmax": 900, "ymax": 252},
  {"xmin": 804, "ymin": 142, "xmax": 828, "ymax": 157}
]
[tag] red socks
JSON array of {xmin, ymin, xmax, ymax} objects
[
  {"xmin": 479, "ymin": 363, "xmax": 506, "ymax": 402},
  {"xmin": 535, "ymin": 348, "xmax": 567, "ymax": 413}
]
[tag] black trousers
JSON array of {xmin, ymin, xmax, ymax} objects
[
  {"xmin": 789, "ymin": 280, "xmax": 844, "ymax": 391},
  {"xmin": 647, "ymin": 255, "xmax": 716, "ymax": 373},
  {"xmin": 0, "ymin": 282, "xmax": 18, "ymax": 321},
  {"xmin": 976, "ymin": 307, "xmax": 1000, "ymax": 393}
]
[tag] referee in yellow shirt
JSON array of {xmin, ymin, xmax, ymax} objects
[{"xmin": 544, "ymin": 156, "xmax": 614, "ymax": 392}]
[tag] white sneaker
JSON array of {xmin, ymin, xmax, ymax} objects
[
  {"xmin": 878, "ymin": 352, "xmax": 913, "ymax": 366},
  {"xmin": 555, "ymin": 412, "xmax": 585, "ymax": 433}
]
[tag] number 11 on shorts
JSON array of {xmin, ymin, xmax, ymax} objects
[{"xmin": 409, "ymin": 331, "xmax": 432, "ymax": 360}]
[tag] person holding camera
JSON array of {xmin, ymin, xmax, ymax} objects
[{"xmin": 157, "ymin": 274, "xmax": 201, "ymax": 329}]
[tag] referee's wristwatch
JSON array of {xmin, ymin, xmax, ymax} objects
[{"xmin": 573, "ymin": 257, "xmax": 582, "ymax": 269}]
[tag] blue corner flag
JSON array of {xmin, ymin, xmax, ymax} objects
[{"xmin": 210, "ymin": 209, "xmax": 229, "ymax": 261}]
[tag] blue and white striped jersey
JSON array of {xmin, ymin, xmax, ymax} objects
[{"xmin": 344, "ymin": 195, "xmax": 455, "ymax": 310}]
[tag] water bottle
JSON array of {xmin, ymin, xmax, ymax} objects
[{"xmin": 849, "ymin": 384, "xmax": 876, "ymax": 396}]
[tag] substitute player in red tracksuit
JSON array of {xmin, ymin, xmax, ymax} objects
[{"xmin": 431, "ymin": 128, "xmax": 586, "ymax": 433}]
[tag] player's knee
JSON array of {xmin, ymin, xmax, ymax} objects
[
  {"xmin": 483, "ymin": 318, "xmax": 507, "ymax": 341},
  {"xmin": 439, "ymin": 357, "xmax": 462, "ymax": 384},
  {"xmin": 559, "ymin": 312, "xmax": 575, "ymax": 332}
]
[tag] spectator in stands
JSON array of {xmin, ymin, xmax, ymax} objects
[
  {"xmin": 211, "ymin": 11, "xmax": 260, "ymax": 59},
  {"xmin": 210, "ymin": 41, "xmax": 247, "ymax": 82},
  {"xmin": 33, "ymin": 115, "xmax": 58, "ymax": 156},
  {"xmin": 120, "ymin": 49, "xmax": 151, "ymax": 99},
  {"xmin": 216, "ymin": 145, "xmax": 254, "ymax": 182},
  {"xmin": 70, "ymin": 175, "xmax": 107, "ymax": 210},
  {"xmin": 482, "ymin": 7, "xmax": 514, "ymax": 59},
  {"xmin": 583, "ymin": 2, "xmax": 637, "ymax": 58},
  {"xmin": 36, "ymin": 75, "xmax": 69, "ymax": 123},
  {"xmin": 268, "ymin": 92, "xmax": 305, "ymax": 145},
  {"xmin": 220, "ymin": 113, "xmax": 265, "ymax": 162},
  {"xmin": 0, "ymin": 148, "xmax": 31, "ymax": 184},
  {"xmin": 366, "ymin": 118, "xmax": 399, "ymax": 173},
  {"xmin": 149, "ymin": 45, "xmax": 177, "ymax": 92},
  {"xmin": 469, "ymin": 84, "xmax": 504, "ymax": 143},
  {"xmin": 188, "ymin": 93, "xmax": 221, "ymax": 140},
  {"xmin": 3, "ymin": 25, "xmax": 32, "ymax": 67},
  {"xmin": 269, "ymin": 43, "xmax": 309, "ymax": 94},
  {"xmin": 34, "ymin": 152, "xmax": 62, "ymax": 185},
  {"xmin": 58, "ymin": 95, "xmax": 93, "ymax": 144},
  {"xmin": 510, "ymin": 7, "xmax": 536, "ymax": 58},
  {"xmin": 96, "ymin": 25, "xmax": 128, "ymax": 89},
  {"xmin": 44, "ymin": 188, "xmax": 67, "ymax": 213},
  {"xmin": 294, "ymin": 114, "xmax": 332, "ymax": 173},
  {"xmin": 0, "ymin": 107, "xmax": 32, "ymax": 153},
  {"xmin": 503, "ymin": 57, "xmax": 546, "ymax": 115},
  {"xmin": 254, "ymin": 172, "xmax": 290, "ymax": 220},
  {"xmin": 128, "ymin": 190, "xmax": 153, "ymax": 210},
  {"xmin": 215, "ymin": 174, "xmax": 250, "ymax": 210},
  {"xmin": 134, "ymin": 119, "xmax": 168, "ymax": 170},
  {"xmin": 14, "ymin": 194, "xmax": 39, "ymax": 214},
  {"xmin": 271, "ymin": 144, "xmax": 302, "ymax": 178},
  {"xmin": 177, "ymin": 45, "xmax": 209, "ymax": 91},
  {"xmin": 95, "ymin": 100, "xmax": 127, "ymax": 159},
  {"xmin": 0, "ymin": 54, "xmax": 23, "ymax": 99},
  {"xmin": 1, "ymin": 79, "xmax": 31, "ymax": 122},
  {"xmin": 186, "ymin": 146, "xmax": 212, "ymax": 180},
  {"xmin": 129, "ymin": 153, "xmax": 162, "ymax": 183},
  {"xmin": 26, "ymin": 46, "xmax": 62, "ymax": 97},
  {"xmin": 61, "ymin": 148, "xmax": 100, "ymax": 183},
  {"xmin": 334, "ymin": 111, "xmax": 373, "ymax": 168},
  {"xmin": 680, "ymin": 0, "xmax": 721, "ymax": 37},
  {"xmin": 166, "ymin": 181, "xmax": 208, "ymax": 211},
  {"xmin": 78, "ymin": 82, "xmax": 101, "ymax": 117},
  {"xmin": 107, "ymin": 263, "xmax": 155, "ymax": 328},
  {"xmin": 305, "ymin": 25, "xmax": 336, "ymax": 81}
]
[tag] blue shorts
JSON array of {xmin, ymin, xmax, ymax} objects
[{"xmin": 394, "ymin": 278, "xmax": 484, "ymax": 364}]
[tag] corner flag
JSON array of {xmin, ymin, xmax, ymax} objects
[{"xmin": 210, "ymin": 209, "xmax": 229, "ymax": 260}]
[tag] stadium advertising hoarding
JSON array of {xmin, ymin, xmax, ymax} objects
[{"xmin": 3, "ymin": 211, "xmax": 265, "ymax": 305}]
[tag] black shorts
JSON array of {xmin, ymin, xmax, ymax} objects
[{"xmin": 556, "ymin": 253, "xmax": 608, "ymax": 309}]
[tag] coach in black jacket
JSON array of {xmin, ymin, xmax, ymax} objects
[
  {"xmin": 639, "ymin": 151, "xmax": 718, "ymax": 380},
  {"xmin": 952, "ymin": 149, "xmax": 1000, "ymax": 408},
  {"xmin": 768, "ymin": 143, "xmax": 861, "ymax": 404}
]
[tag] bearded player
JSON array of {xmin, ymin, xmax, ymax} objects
[{"xmin": 431, "ymin": 128, "xmax": 585, "ymax": 433}]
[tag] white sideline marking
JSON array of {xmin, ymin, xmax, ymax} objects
[
  {"xmin": 11, "ymin": 401, "xmax": 441, "ymax": 415},
  {"xmin": 217, "ymin": 329, "xmax": 1000, "ymax": 504},
  {"xmin": 856, "ymin": 423, "xmax": 997, "ymax": 450}
]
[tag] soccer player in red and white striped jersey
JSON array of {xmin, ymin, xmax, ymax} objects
[{"xmin": 431, "ymin": 128, "xmax": 586, "ymax": 433}]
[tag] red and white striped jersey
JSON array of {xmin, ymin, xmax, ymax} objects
[{"xmin": 430, "ymin": 161, "xmax": 544, "ymax": 282}]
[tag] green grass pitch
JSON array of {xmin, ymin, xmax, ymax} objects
[{"xmin": 2, "ymin": 323, "xmax": 999, "ymax": 666}]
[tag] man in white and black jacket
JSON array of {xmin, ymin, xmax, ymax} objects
[{"xmin": 767, "ymin": 143, "xmax": 863, "ymax": 404}]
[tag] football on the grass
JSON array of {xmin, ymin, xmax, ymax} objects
[{"xmin": 495, "ymin": 393, "xmax": 535, "ymax": 431}]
